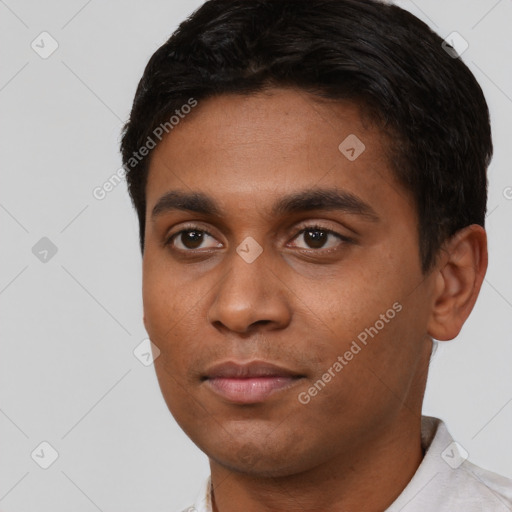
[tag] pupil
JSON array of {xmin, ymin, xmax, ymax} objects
[
  {"xmin": 183, "ymin": 230, "xmax": 203, "ymax": 249},
  {"xmin": 305, "ymin": 229, "xmax": 327, "ymax": 248}
]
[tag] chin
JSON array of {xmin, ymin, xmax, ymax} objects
[
  {"xmin": 201, "ymin": 430, "xmax": 323, "ymax": 479},
  {"xmin": 212, "ymin": 452, "xmax": 307, "ymax": 479}
]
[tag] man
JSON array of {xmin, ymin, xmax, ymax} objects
[{"xmin": 120, "ymin": 0, "xmax": 512, "ymax": 510}]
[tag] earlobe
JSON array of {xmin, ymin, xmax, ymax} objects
[{"xmin": 427, "ymin": 225, "xmax": 487, "ymax": 341}]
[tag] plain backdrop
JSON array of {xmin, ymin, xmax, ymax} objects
[{"xmin": 1, "ymin": 1, "xmax": 511, "ymax": 511}]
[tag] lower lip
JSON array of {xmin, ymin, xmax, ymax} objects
[{"xmin": 205, "ymin": 376, "xmax": 301, "ymax": 404}]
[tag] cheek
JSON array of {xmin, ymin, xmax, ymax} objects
[
  {"xmin": 142, "ymin": 254, "xmax": 218, "ymax": 381},
  {"xmin": 302, "ymin": 265, "xmax": 396, "ymax": 337},
  {"xmin": 302, "ymin": 265, "xmax": 426, "ymax": 397},
  {"xmin": 142, "ymin": 250, "xmax": 189, "ymax": 332},
  {"xmin": 296, "ymin": 315, "xmax": 423, "ymax": 440},
  {"xmin": 143, "ymin": 264, "xmax": 201, "ymax": 424},
  {"xmin": 142, "ymin": 260, "xmax": 188, "ymax": 368}
]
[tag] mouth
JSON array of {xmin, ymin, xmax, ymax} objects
[{"xmin": 202, "ymin": 360, "xmax": 306, "ymax": 404}]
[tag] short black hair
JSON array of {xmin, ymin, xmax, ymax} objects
[{"xmin": 120, "ymin": 0, "xmax": 492, "ymax": 273}]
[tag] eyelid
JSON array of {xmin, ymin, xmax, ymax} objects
[
  {"xmin": 288, "ymin": 223, "xmax": 353, "ymax": 249},
  {"xmin": 165, "ymin": 222, "xmax": 217, "ymax": 247},
  {"xmin": 293, "ymin": 218, "xmax": 359, "ymax": 238},
  {"xmin": 293, "ymin": 220, "xmax": 352, "ymax": 238},
  {"xmin": 167, "ymin": 221, "xmax": 214, "ymax": 235}
]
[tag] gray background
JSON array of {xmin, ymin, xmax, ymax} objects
[{"xmin": 1, "ymin": 1, "xmax": 511, "ymax": 511}]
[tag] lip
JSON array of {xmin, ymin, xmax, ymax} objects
[{"xmin": 203, "ymin": 360, "xmax": 305, "ymax": 404}]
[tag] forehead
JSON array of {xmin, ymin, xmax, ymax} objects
[{"xmin": 145, "ymin": 88, "xmax": 410, "ymax": 219}]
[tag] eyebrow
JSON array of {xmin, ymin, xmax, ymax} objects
[{"xmin": 151, "ymin": 188, "xmax": 380, "ymax": 222}]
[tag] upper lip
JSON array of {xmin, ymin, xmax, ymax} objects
[{"xmin": 203, "ymin": 360, "xmax": 304, "ymax": 379}]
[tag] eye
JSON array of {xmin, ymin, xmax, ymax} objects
[
  {"xmin": 165, "ymin": 226, "xmax": 222, "ymax": 251},
  {"xmin": 289, "ymin": 224, "xmax": 351, "ymax": 250},
  {"xmin": 165, "ymin": 223, "xmax": 351, "ymax": 253}
]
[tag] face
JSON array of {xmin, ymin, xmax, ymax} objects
[{"xmin": 142, "ymin": 88, "xmax": 435, "ymax": 477}]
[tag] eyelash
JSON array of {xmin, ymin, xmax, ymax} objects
[{"xmin": 164, "ymin": 223, "xmax": 352, "ymax": 252}]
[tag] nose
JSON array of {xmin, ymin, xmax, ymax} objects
[{"xmin": 207, "ymin": 244, "xmax": 292, "ymax": 335}]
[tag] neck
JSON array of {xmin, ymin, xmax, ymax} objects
[{"xmin": 209, "ymin": 410, "xmax": 424, "ymax": 512}]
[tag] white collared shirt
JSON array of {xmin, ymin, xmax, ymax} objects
[{"xmin": 181, "ymin": 416, "xmax": 512, "ymax": 511}]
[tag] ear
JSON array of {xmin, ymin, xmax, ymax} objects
[{"xmin": 427, "ymin": 224, "xmax": 488, "ymax": 341}]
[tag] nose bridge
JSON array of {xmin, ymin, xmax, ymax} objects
[
  {"xmin": 208, "ymin": 238, "xmax": 291, "ymax": 333},
  {"xmin": 234, "ymin": 237, "xmax": 269, "ymax": 294},
  {"xmin": 220, "ymin": 238, "xmax": 270, "ymax": 312}
]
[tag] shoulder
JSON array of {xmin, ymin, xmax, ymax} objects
[
  {"xmin": 455, "ymin": 459, "xmax": 512, "ymax": 509},
  {"xmin": 387, "ymin": 416, "xmax": 512, "ymax": 511}
]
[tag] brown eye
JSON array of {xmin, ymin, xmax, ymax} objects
[
  {"xmin": 303, "ymin": 229, "xmax": 329, "ymax": 249},
  {"xmin": 166, "ymin": 227, "xmax": 222, "ymax": 251},
  {"xmin": 290, "ymin": 225, "xmax": 350, "ymax": 250},
  {"xmin": 179, "ymin": 230, "xmax": 205, "ymax": 249}
]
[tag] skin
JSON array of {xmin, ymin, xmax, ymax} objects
[{"xmin": 141, "ymin": 87, "xmax": 487, "ymax": 512}]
